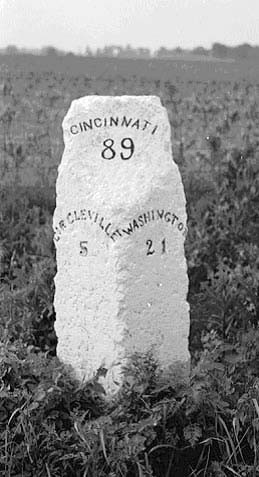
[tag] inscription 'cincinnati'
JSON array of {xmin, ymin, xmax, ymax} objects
[
  {"xmin": 70, "ymin": 115, "xmax": 158, "ymax": 136},
  {"xmin": 53, "ymin": 208, "xmax": 187, "ymax": 242}
]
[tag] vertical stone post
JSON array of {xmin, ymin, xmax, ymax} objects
[{"xmin": 53, "ymin": 96, "xmax": 189, "ymax": 394}]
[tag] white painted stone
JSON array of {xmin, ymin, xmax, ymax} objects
[{"xmin": 53, "ymin": 95, "xmax": 190, "ymax": 394}]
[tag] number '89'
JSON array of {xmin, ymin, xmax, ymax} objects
[{"xmin": 101, "ymin": 137, "xmax": 135, "ymax": 160}]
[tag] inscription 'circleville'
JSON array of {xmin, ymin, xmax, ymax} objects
[{"xmin": 53, "ymin": 95, "xmax": 190, "ymax": 395}]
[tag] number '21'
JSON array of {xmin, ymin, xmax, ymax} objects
[{"xmin": 146, "ymin": 238, "xmax": 166, "ymax": 256}]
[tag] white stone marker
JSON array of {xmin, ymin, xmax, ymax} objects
[{"xmin": 53, "ymin": 96, "xmax": 190, "ymax": 394}]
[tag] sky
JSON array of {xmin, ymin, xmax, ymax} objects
[{"xmin": 1, "ymin": 0, "xmax": 259, "ymax": 53}]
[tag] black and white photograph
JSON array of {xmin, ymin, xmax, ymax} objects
[{"xmin": 1, "ymin": 1, "xmax": 259, "ymax": 475}]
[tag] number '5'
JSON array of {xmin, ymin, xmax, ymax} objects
[{"xmin": 79, "ymin": 241, "xmax": 88, "ymax": 256}]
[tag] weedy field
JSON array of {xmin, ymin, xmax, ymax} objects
[{"xmin": 0, "ymin": 55, "xmax": 259, "ymax": 476}]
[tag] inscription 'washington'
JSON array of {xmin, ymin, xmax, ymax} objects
[{"xmin": 70, "ymin": 115, "xmax": 158, "ymax": 136}]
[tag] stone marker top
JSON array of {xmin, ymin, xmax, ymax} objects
[
  {"xmin": 58, "ymin": 95, "xmax": 185, "ymax": 211},
  {"xmin": 62, "ymin": 95, "xmax": 165, "ymax": 141}
]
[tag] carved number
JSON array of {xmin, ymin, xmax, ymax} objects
[
  {"xmin": 79, "ymin": 241, "xmax": 88, "ymax": 256},
  {"xmin": 79, "ymin": 238, "xmax": 166, "ymax": 257},
  {"xmin": 161, "ymin": 238, "xmax": 166, "ymax": 254},
  {"xmin": 101, "ymin": 139, "xmax": 116, "ymax": 160},
  {"xmin": 146, "ymin": 239, "xmax": 155, "ymax": 256},
  {"xmin": 101, "ymin": 138, "xmax": 135, "ymax": 160},
  {"xmin": 146, "ymin": 239, "xmax": 166, "ymax": 256},
  {"xmin": 120, "ymin": 138, "xmax": 135, "ymax": 160}
]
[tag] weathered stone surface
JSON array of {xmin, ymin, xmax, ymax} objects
[{"xmin": 53, "ymin": 95, "xmax": 190, "ymax": 394}]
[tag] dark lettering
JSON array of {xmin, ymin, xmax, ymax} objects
[
  {"xmin": 67, "ymin": 212, "xmax": 74, "ymax": 224},
  {"xmin": 110, "ymin": 232, "xmax": 117, "ymax": 242},
  {"xmin": 59, "ymin": 220, "xmax": 66, "ymax": 230},
  {"xmin": 80, "ymin": 209, "xmax": 87, "ymax": 220},
  {"xmin": 146, "ymin": 239, "xmax": 155, "ymax": 255},
  {"xmin": 138, "ymin": 215, "xmax": 145, "ymax": 226},
  {"xmin": 143, "ymin": 212, "xmax": 151, "ymax": 224},
  {"xmin": 110, "ymin": 116, "xmax": 119, "ymax": 126},
  {"xmin": 74, "ymin": 210, "xmax": 80, "ymax": 221},
  {"xmin": 94, "ymin": 118, "xmax": 102, "ymax": 127},
  {"xmin": 99, "ymin": 217, "xmax": 104, "ymax": 229},
  {"xmin": 164, "ymin": 212, "xmax": 171, "ymax": 222},
  {"xmin": 132, "ymin": 219, "xmax": 139, "ymax": 230},
  {"xmin": 121, "ymin": 116, "xmax": 132, "ymax": 127},
  {"xmin": 151, "ymin": 125, "xmax": 158, "ymax": 135},
  {"xmin": 101, "ymin": 138, "xmax": 116, "ymax": 160},
  {"xmin": 157, "ymin": 209, "xmax": 164, "ymax": 220},
  {"xmin": 54, "ymin": 227, "xmax": 61, "ymax": 241},
  {"xmin": 82, "ymin": 120, "xmax": 93, "ymax": 131},
  {"xmin": 161, "ymin": 238, "xmax": 166, "ymax": 254},
  {"xmin": 70, "ymin": 125, "xmax": 79, "ymax": 135},
  {"xmin": 79, "ymin": 241, "xmax": 88, "ymax": 256},
  {"xmin": 131, "ymin": 119, "xmax": 140, "ymax": 129},
  {"xmin": 122, "ymin": 223, "xmax": 133, "ymax": 235},
  {"xmin": 178, "ymin": 222, "xmax": 184, "ymax": 231},
  {"xmin": 171, "ymin": 213, "xmax": 178, "ymax": 225},
  {"xmin": 110, "ymin": 229, "xmax": 122, "ymax": 241},
  {"xmin": 142, "ymin": 120, "xmax": 151, "ymax": 130},
  {"xmin": 120, "ymin": 137, "xmax": 135, "ymax": 160},
  {"xmin": 105, "ymin": 223, "xmax": 112, "ymax": 236}
]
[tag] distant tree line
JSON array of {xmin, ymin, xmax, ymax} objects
[{"xmin": 1, "ymin": 43, "xmax": 259, "ymax": 60}]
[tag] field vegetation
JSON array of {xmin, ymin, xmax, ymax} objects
[{"xmin": 0, "ymin": 55, "xmax": 258, "ymax": 476}]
